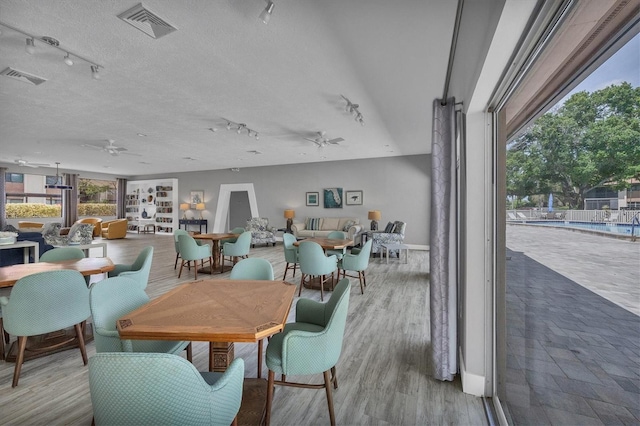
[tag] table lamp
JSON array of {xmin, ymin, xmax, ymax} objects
[
  {"xmin": 196, "ymin": 203, "xmax": 206, "ymax": 219},
  {"xmin": 284, "ymin": 209, "xmax": 295, "ymax": 233},
  {"xmin": 179, "ymin": 203, "xmax": 190, "ymax": 219},
  {"xmin": 368, "ymin": 210, "xmax": 381, "ymax": 231}
]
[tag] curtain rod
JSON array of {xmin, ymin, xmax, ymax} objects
[{"xmin": 441, "ymin": 0, "xmax": 465, "ymax": 105}]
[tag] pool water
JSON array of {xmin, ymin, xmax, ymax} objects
[{"xmin": 527, "ymin": 221, "xmax": 640, "ymax": 237}]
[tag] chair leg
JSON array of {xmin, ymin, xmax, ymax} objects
[
  {"xmin": 359, "ymin": 271, "xmax": 365, "ymax": 294},
  {"xmin": 257, "ymin": 339, "xmax": 263, "ymax": 378},
  {"xmin": 331, "ymin": 365, "xmax": 338, "ymax": 389},
  {"xmin": 299, "ymin": 275, "xmax": 305, "ymax": 297},
  {"xmin": 174, "ymin": 252, "xmax": 179, "ymax": 269},
  {"xmin": 12, "ymin": 336, "xmax": 27, "ymax": 387},
  {"xmin": 266, "ymin": 370, "xmax": 275, "ymax": 426},
  {"xmin": 0, "ymin": 318, "xmax": 4, "ymax": 361},
  {"xmin": 324, "ymin": 370, "xmax": 336, "ymax": 426},
  {"xmin": 320, "ymin": 275, "xmax": 325, "ymax": 301},
  {"xmin": 75, "ymin": 322, "xmax": 88, "ymax": 365},
  {"xmin": 186, "ymin": 342, "xmax": 193, "ymax": 362},
  {"xmin": 193, "ymin": 261, "xmax": 198, "ymax": 280},
  {"xmin": 178, "ymin": 260, "xmax": 185, "ymax": 278}
]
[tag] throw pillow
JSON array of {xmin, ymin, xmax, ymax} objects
[
  {"xmin": 384, "ymin": 221, "xmax": 395, "ymax": 233},
  {"xmin": 306, "ymin": 218, "xmax": 322, "ymax": 230},
  {"xmin": 342, "ymin": 220, "xmax": 355, "ymax": 232}
]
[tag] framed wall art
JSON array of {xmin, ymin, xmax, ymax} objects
[
  {"xmin": 306, "ymin": 192, "xmax": 319, "ymax": 206},
  {"xmin": 323, "ymin": 187, "xmax": 343, "ymax": 208},
  {"xmin": 345, "ymin": 190, "xmax": 363, "ymax": 205},
  {"xmin": 190, "ymin": 190, "xmax": 204, "ymax": 207}
]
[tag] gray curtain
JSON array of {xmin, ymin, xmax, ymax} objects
[
  {"xmin": 430, "ymin": 98, "xmax": 458, "ymax": 381},
  {"xmin": 63, "ymin": 173, "xmax": 79, "ymax": 227},
  {"xmin": 117, "ymin": 178, "xmax": 127, "ymax": 219},
  {"xmin": 0, "ymin": 167, "xmax": 6, "ymax": 230}
]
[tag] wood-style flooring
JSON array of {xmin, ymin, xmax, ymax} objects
[{"xmin": 0, "ymin": 232, "xmax": 487, "ymax": 425}]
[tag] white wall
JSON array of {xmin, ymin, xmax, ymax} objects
[{"xmin": 133, "ymin": 155, "xmax": 431, "ymax": 245}]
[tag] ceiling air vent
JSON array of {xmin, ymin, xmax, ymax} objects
[
  {"xmin": 118, "ymin": 3, "xmax": 177, "ymax": 39},
  {"xmin": 0, "ymin": 67, "xmax": 47, "ymax": 86}
]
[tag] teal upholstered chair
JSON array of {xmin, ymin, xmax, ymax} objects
[
  {"xmin": 338, "ymin": 239, "xmax": 372, "ymax": 294},
  {"xmin": 298, "ymin": 240, "xmax": 338, "ymax": 301},
  {"xmin": 39, "ymin": 246, "xmax": 85, "ymax": 262},
  {"xmin": 108, "ymin": 246, "xmax": 154, "ymax": 289},
  {"xmin": 282, "ymin": 233, "xmax": 299, "ymax": 281},
  {"xmin": 0, "ymin": 270, "xmax": 90, "ymax": 387},
  {"xmin": 173, "ymin": 229, "xmax": 204, "ymax": 269},
  {"xmin": 221, "ymin": 230, "xmax": 251, "ymax": 272},
  {"xmin": 230, "ymin": 257, "xmax": 274, "ymax": 378},
  {"xmin": 89, "ymin": 353, "xmax": 244, "ymax": 426},
  {"xmin": 177, "ymin": 234, "xmax": 212, "ymax": 280},
  {"xmin": 326, "ymin": 230, "xmax": 347, "ymax": 259},
  {"xmin": 265, "ymin": 278, "xmax": 351, "ymax": 426},
  {"xmin": 89, "ymin": 276, "xmax": 192, "ymax": 360}
]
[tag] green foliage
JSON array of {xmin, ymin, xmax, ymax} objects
[
  {"xmin": 6, "ymin": 203, "xmax": 115, "ymax": 218},
  {"xmin": 78, "ymin": 203, "xmax": 116, "ymax": 216},
  {"xmin": 507, "ymin": 82, "xmax": 640, "ymax": 209}
]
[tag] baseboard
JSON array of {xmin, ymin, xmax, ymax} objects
[
  {"xmin": 460, "ymin": 349, "xmax": 486, "ymax": 396},
  {"xmin": 404, "ymin": 244, "xmax": 430, "ymax": 251}
]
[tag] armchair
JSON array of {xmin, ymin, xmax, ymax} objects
[
  {"xmin": 89, "ymin": 353, "xmax": 243, "ymax": 426},
  {"xmin": 265, "ymin": 278, "xmax": 351, "ymax": 426},
  {"xmin": 368, "ymin": 221, "xmax": 407, "ymax": 256},
  {"xmin": 246, "ymin": 217, "xmax": 276, "ymax": 247},
  {"xmin": 75, "ymin": 217, "xmax": 103, "ymax": 238},
  {"xmin": 298, "ymin": 240, "xmax": 337, "ymax": 301},
  {"xmin": 177, "ymin": 234, "xmax": 212, "ymax": 280},
  {"xmin": 101, "ymin": 219, "xmax": 128, "ymax": 239},
  {"xmin": 108, "ymin": 246, "xmax": 154, "ymax": 289}
]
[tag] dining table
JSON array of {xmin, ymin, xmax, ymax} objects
[
  {"xmin": 193, "ymin": 232, "xmax": 240, "ymax": 273},
  {"xmin": 0, "ymin": 257, "xmax": 115, "ymax": 362},
  {"xmin": 117, "ymin": 279, "xmax": 297, "ymax": 425}
]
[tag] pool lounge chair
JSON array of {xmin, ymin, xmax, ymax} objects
[
  {"xmin": 507, "ymin": 212, "xmax": 517, "ymax": 220},
  {"xmin": 517, "ymin": 212, "xmax": 528, "ymax": 220}
]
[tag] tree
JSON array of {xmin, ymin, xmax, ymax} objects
[
  {"xmin": 507, "ymin": 82, "xmax": 640, "ymax": 209},
  {"xmin": 78, "ymin": 179, "xmax": 113, "ymax": 203}
]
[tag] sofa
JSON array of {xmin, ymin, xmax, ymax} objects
[
  {"xmin": 291, "ymin": 217, "xmax": 362, "ymax": 241},
  {"xmin": 101, "ymin": 219, "xmax": 128, "ymax": 239},
  {"xmin": 0, "ymin": 230, "xmax": 53, "ymax": 267}
]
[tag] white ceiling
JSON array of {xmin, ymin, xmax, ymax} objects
[{"xmin": 0, "ymin": 0, "xmax": 457, "ymax": 176}]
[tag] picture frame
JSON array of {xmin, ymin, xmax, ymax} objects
[
  {"xmin": 190, "ymin": 190, "xmax": 204, "ymax": 207},
  {"xmin": 345, "ymin": 190, "xmax": 363, "ymax": 205},
  {"xmin": 306, "ymin": 192, "xmax": 319, "ymax": 206},
  {"xmin": 323, "ymin": 187, "xmax": 343, "ymax": 208}
]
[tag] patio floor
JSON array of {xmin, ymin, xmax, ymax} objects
[{"xmin": 505, "ymin": 225, "xmax": 640, "ymax": 425}]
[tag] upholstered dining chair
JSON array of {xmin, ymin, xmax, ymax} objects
[
  {"xmin": 298, "ymin": 240, "xmax": 338, "ymax": 301},
  {"xmin": 39, "ymin": 246, "xmax": 85, "ymax": 262},
  {"xmin": 173, "ymin": 229, "xmax": 204, "ymax": 269},
  {"xmin": 265, "ymin": 278, "xmax": 351, "ymax": 426},
  {"xmin": 89, "ymin": 276, "xmax": 192, "ymax": 360},
  {"xmin": 0, "ymin": 270, "xmax": 91, "ymax": 387},
  {"xmin": 282, "ymin": 233, "xmax": 299, "ymax": 281},
  {"xmin": 177, "ymin": 234, "xmax": 212, "ymax": 280},
  {"xmin": 221, "ymin": 230, "xmax": 251, "ymax": 272},
  {"xmin": 229, "ymin": 257, "xmax": 274, "ymax": 378},
  {"xmin": 338, "ymin": 239, "xmax": 372, "ymax": 294},
  {"xmin": 108, "ymin": 246, "xmax": 154, "ymax": 289},
  {"xmin": 326, "ymin": 230, "xmax": 347, "ymax": 259},
  {"xmin": 89, "ymin": 353, "xmax": 244, "ymax": 426}
]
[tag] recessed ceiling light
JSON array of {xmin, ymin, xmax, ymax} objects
[
  {"xmin": 209, "ymin": 127, "xmax": 217, "ymax": 132},
  {"xmin": 139, "ymin": 161, "xmax": 151, "ymax": 164},
  {"xmin": 247, "ymin": 150, "xmax": 262, "ymax": 155},
  {"xmin": 182, "ymin": 157, "xmax": 197, "ymax": 161},
  {"xmin": 299, "ymin": 153, "xmax": 306, "ymax": 156},
  {"xmin": 137, "ymin": 133, "xmax": 147, "ymax": 137}
]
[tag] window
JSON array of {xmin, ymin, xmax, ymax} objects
[{"xmin": 5, "ymin": 173, "xmax": 24, "ymax": 183}]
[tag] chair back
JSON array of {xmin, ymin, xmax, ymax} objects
[
  {"xmin": 282, "ymin": 233, "xmax": 298, "ymax": 263},
  {"xmin": 2, "ymin": 270, "xmax": 90, "ymax": 337},
  {"xmin": 89, "ymin": 276, "xmax": 150, "ymax": 352},
  {"xmin": 327, "ymin": 231, "xmax": 346, "ymax": 240},
  {"xmin": 178, "ymin": 234, "xmax": 210, "ymax": 261},
  {"xmin": 173, "ymin": 229, "xmax": 190, "ymax": 253},
  {"xmin": 223, "ymin": 230, "xmax": 251, "ymax": 256},
  {"xmin": 342, "ymin": 239, "xmax": 372, "ymax": 272},
  {"xmin": 230, "ymin": 258, "xmax": 274, "ymax": 280},
  {"xmin": 89, "ymin": 353, "xmax": 244, "ymax": 426},
  {"xmin": 39, "ymin": 247, "xmax": 85, "ymax": 262},
  {"xmin": 111, "ymin": 246, "xmax": 154, "ymax": 289},
  {"xmin": 298, "ymin": 241, "xmax": 337, "ymax": 276}
]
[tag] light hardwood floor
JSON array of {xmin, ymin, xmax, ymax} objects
[{"xmin": 0, "ymin": 232, "xmax": 487, "ymax": 425}]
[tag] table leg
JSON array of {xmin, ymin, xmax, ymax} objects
[
  {"xmin": 212, "ymin": 241, "xmax": 220, "ymax": 271},
  {"xmin": 209, "ymin": 341, "xmax": 234, "ymax": 372}
]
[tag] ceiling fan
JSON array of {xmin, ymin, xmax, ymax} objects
[
  {"xmin": 304, "ymin": 131, "xmax": 344, "ymax": 148},
  {"xmin": 14, "ymin": 158, "xmax": 49, "ymax": 168},
  {"xmin": 82, "ymin": 139, "xmax": 140, "ymax": 156}
]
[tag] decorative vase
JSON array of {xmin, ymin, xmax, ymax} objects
[{"xmin": 142, "ymin": 208, "xmax": 148, "ymax": 218}]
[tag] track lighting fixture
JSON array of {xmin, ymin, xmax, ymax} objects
[
  {"xmin": 1, "ymin": 20, "xmax": 104, "ymax": 79},
  {"xmin": 25, "ymin": 38, "xmax": 35, "ymax": 54},
  {"xmin": 259, "ymin": 1, "xmax": 275, "ymax": 25},
  {"xmin": 341, "ymin": 94, "xmax": 365, "ymax": 126},
  {"xmin": 222, "ymin": 119, "xmax": 260, "ymax": 139}
]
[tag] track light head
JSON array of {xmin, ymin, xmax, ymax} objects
[
  {"xmin": 259, "ymin": 1, "xmax": 275, "ymax": 24},
  {"xmin": 25, "ymin": 38, "xmax": 35, "ymax": 54},
  {"xmin": 64, "ymin": 53, "xmax": 74, "ymax": 66},
  {"xmin": 91, "ymin": 65, "xmax": 100, "ymax": 80}
]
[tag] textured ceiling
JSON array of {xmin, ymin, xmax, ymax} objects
[{"xmin": 0, "ymin": 0, "xmax": 457, "ymax": 176}]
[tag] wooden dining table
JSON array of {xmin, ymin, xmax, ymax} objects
[
  {"xmin": 117, "ymin": 279, "xmax": 297, "ymax": 425},
  {"xmin": 293, "ymin": 237, "xmax": 354, "ymax": 250},
  {"xmin": 0, "ymin": 257, "xmax": 115, "ymax": 288},
  {"xmin": 193, "ymin": 232, "xmax": 240, "ymax": 273}
]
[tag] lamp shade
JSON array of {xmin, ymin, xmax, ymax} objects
[
  {"xmin": 196, "ymin": 203, "xmax": 206, "ymax": 211},
  {"xmin": 179, "ymin": 203, "xmax": 190, "ymax": 210},
  {"xmin": 368, "ymin": 210, "xmax": 381, "ymax": 221},
  {"xmin": 284, "ymin": 209, "xmax": 295, "ymax": 219}
]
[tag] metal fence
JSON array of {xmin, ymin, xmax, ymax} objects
[{"xmin": 507, "ymin": 209, "xmax": 640, "ymax": 223}]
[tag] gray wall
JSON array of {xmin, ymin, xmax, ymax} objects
[{"xmin": 135, "ymin": 154, "xmax": 431, "ymax": 245}]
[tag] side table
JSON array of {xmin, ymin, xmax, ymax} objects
[{"xmin": 381, "ymin": 243, "xmax": 409, "ymax": 264}]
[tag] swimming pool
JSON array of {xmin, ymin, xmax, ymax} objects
[{"xmin": 525, "ymin": 221, "xmax": 640, "ymax": 237}]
